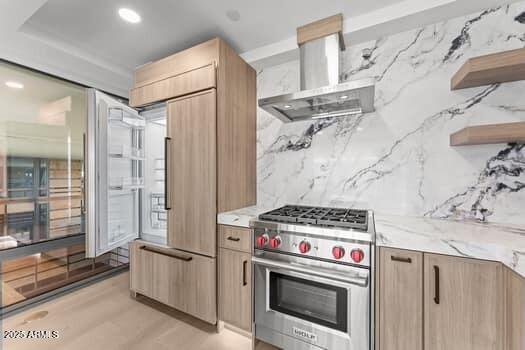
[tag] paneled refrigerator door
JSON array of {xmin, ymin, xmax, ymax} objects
[{"xmin": 86, "ymin": 90, "xmax": 144, "ymax": 257}]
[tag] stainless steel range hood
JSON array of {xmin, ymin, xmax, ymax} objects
[{"xmin": 258, "ymin": 14, "xmax": 375, "ymax": 123}]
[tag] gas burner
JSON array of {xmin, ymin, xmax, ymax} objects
[{"xmin": 259, "ymin": 205, "xmax": 369, "ymax": 230}]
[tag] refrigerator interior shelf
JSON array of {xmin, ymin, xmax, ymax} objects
[
  {"xmin": 109, "ymin": 108, "xmax": 146, "ymax": 129},
  {"xmin": 109, "ymin": 185, "xmax": 144, "ymax": 192},
  {"xmin": 109, "ymin": 153, "xmax": 145, "ymax": 161},
  {"xmin": 109, "ymin": 177, "xmax": 144, "ymax": 192}
]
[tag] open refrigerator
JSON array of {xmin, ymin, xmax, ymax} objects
[{"xmin": 85, "ymin": 90, "xmax": 167, "ymax": 257}]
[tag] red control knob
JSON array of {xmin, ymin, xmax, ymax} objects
[
  {"xmin": 332, "ymin": 246, "xmax": 345, "ymax": 260},
  {"xmin": 256, "ymin": 235, "xmax": 268, "ymax": 248},
  {"xmin": 350, "ymin": 249, "xmax": 365, "ymax": 263},
  {"xmin": 298, "ymin": 241, "xmax": 311, "ymax": 254},
  {"xmin": 269, "ymin": 236, "xmax": 281, "ymax": 249}
]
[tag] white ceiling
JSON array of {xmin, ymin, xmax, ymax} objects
[
  {"xmin": 0, "ymin": 0, "xmax": 522, "ymax": 97},
  {"xmin": 21, "ymin": 0, "xmax": 405, "ymax": 71}
]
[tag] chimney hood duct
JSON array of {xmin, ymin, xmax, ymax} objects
[{"xmin": 258, "ymin": 14, "xmax": 375, "ymax": 123}]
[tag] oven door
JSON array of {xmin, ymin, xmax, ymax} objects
[{"xmin": 253, "ymin": 251, "xmax": 370, "ymax": 350}]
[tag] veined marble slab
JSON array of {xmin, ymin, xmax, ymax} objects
[
  {"xmin": 375, "ymin": 214, "xmax": 525, "ymax": 277},
  {"xmin": 217, "ymin": 206, "xmax": 270, "ymax": 228},
  {"xmin": 218, "ymin": 206, "xmax": 525, "ymax": 277},
  {"xmin": 256, "ymin": 3, "xmax": 525, "ymax": 226}
]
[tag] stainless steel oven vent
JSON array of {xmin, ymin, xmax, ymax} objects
[{"xmin": 258, "ymin": 14, "xmax": 375, "ymax": 123}]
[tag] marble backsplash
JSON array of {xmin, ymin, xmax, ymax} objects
[{"xmin": 256, "ymin": 3, "xmax": 525, "ymax": 225}]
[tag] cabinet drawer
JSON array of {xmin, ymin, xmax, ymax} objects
[
  {"xmin": 218, "ymin": 225, "xmax": 251, "ymax": 253},
  {"xmin": 129, "ymin": 63, "xmax": 216, "ymax": 107},
  {"xmin": 129, "ymin": 242, "xmax": 217, "ymax": 324}
]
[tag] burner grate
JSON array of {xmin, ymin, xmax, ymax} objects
[{"xmin": 259, "ymin": 205, "xmax": 368, "ymax": 230}]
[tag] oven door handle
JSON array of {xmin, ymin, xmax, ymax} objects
[{"xmin": 252, "ymin": 256, "xmax": 368, "ymax": 287}]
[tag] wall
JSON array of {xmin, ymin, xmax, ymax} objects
[{"xmin": 256, "ymin": 2, "xmax": 525, "ymax": 225}]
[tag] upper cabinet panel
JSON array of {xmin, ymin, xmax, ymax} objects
[
  {"xmin": 133, "ymin": 38, "xmax": 219, "ymax": 89},
  {"xmin": 129, "ymin": 38, "xmax": 220, "ymax": 107},
  {"xmin": 129, "ymin": 63, "xmax": 216, "ymax": 107}
]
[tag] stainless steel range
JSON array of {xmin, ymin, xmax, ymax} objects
[{"xmin": 251, "ymin": 205, "xmax": 375, "ymax": 350}]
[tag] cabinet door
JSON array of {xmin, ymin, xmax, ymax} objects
[
  {"xmin": 424, "ymin": 253, "xmax": 504, "ymax": 350},
  {"xmin": 378, "ymin": 248, "xmax": 423, "ymax": 350},
  {"xmin": 167, "ymin": 90, "xmax": 216, "ymax": 257},
  {"xmin": 505, "ymin": 267, "xmax": 525, "ymax": 350},
  {"xmin": 219, "ymin": 248, "xmax": 251, "ymax": 332}
]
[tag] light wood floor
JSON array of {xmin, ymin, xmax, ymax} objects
[{"xmin": 2, "ymin": 271, "xmax": 252, "ymax": 350}]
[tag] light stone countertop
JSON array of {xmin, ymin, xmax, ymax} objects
[{"xmin": 218, "ymin": 206, "xmax": 525, "ymax": 278}]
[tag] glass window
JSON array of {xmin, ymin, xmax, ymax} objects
[
  {"xmin": 0, "ymin": 61, "xmax": 87, "ymax": 244},
  {"xmin": 0, "ymin": 244, "xmax": 128, "ymax": 308},
  {"xmin": 269, "ymin": 272, "xmax": 348, "ymax": 332}
]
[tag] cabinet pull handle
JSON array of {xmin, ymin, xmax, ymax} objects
[
  {"xmin": 434, "ymin": 265, "xmax": 440, "ymax": 305},
  {"xmin": 140, "ymin": 245, "xmax": 192, "ymax": 262},
  {"xmin": 391, "ymin": 256, "xmax": 412, "ymax": 263},
  {"xmin": 164, "ymin": 137, "xmax": 172, "ymax": 210},
  {"xmin": 227, "ymin": 236, "xmax": 241, "ymax": 242},
  {"xmin": 243, "ymin": 260, "xmax": 248, "ymax": 286}
]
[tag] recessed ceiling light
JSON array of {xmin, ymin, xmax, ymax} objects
[
  {"xmin": 5, "ymin": 81, "xmax": 24, "ymax": 89},
  {"xmin": 118, "ymin": 8, "xmax": 141, "ymax": 23},
  {"xmin": 283, "ymin": 104, "xmax": 292, "ymax": 109},
  {"xmin": 226, "ymin": 10, "xmax": 241, "ymax": 22},
  {"xmin": 339, "ymin": 95, "xmax": 349, "ymax": 100}
]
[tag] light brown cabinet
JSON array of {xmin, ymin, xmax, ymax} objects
[
  {"xmin": 129, "ymin": 63, "xmax": 216, "ymax": 107},
  {"xmin": 378, "ymin": 248, "xmax": 423, "ymax": 350},
  {"xmin": 219, "ymin": 225, "xmax": 251, "ymax": 253},
  {"xmin": 129, "ymin": 241, "xmax": 153, "ymax": 296},
  {"xmin": 505, "ymin": 268, "xmax": 525, "ymax": 350},
  {"xmin": 377, "ymin": 247, "xmax": 506, "ymax": 350},
  {"xmin": 424, "ymin": 253, "xmax": 503, "ymax": 350},
  {"xmin": 129, "ymin": 241, "xmax": 216, "ymax": 324},
  {"xmin": 167, "ymin": 90, "xmax": 217, "ymax": 257},
  {"xmin": 131, "ymin": 39, "xmax": 220, "ymax": 93},
  {"xmin": 128, "ymin": 37, "xmax": 255, "ymax": 325},
  {"xmin": 219, "ymin": 247, "xmax": 251, "ymax": 331},
  {"xmin": 218, "ymin": 225, "xmax": 252, "ymax": 332},
  {"xmin": 130, "ymin": 37, "xmax": 256, "ymax": 214}
]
